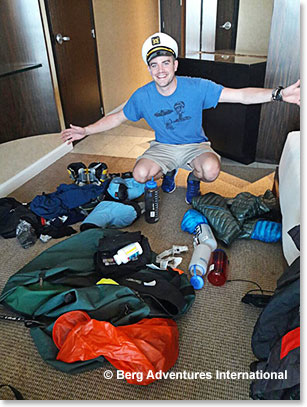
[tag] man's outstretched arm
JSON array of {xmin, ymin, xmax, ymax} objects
[
  {"xmin": 61, "ymin": 109, "xmax": 128, "ymax": 144},
  {"xmin": 219, "ymin": 79, "xmax": 300, "ymax": 106}
]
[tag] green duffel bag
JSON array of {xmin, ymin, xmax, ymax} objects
[
  {"xmin": 0, "ymin": 228, "xmax": 195, "ymax": 374},
  {"xmin": 28, "ymin": 284, "xmax": 150, "ymax": 374},
  {"xmin": 0, "ymin": 229, "xmax": 150, "ymax": 373}
]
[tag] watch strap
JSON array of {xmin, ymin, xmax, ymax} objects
[{"xmin": 272, "ymin": 86, "xmax": 284, "ymax": 101}]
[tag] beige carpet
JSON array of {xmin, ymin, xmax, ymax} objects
[{"xmin": 0, "ymin": 154, "xmax": 285, "ymax": 400}]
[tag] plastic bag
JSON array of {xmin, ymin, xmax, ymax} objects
[{"xmin": 53, "ymin": 313, "xmax": 178, "ymax": 385}]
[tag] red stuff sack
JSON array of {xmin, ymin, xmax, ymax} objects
[
  {"xmin": 52, "ymin": 310, "xmax": 91, "ymax": 349},
  {"xmin": 53, "ymin": 312, "xmax": 179, "ymax": 385}
]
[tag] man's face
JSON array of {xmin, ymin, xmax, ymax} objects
[{"xmin": 148, "ymin": 56, "xmax": 178, "ymax": 89}]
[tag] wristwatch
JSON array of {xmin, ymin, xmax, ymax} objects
[{"xmin": 272, "ymin": 86, "xmax": 284, "ymax": 101}]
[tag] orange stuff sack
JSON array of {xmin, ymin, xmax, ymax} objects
[
  {"xmin": 54, "ymin": 312, "xmax": 179, "ymax": 385},
  {"xmin": 52, "ymin": 310, "xmax": 91, "ymax": 349}
]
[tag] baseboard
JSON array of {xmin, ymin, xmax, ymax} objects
[{"xmin": 0, "ymin": 142, "xmax": 73, "ymax": 198}]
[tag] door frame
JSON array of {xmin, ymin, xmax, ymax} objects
[
  {"xmin": 87, "ymin": 0, "xmax": 104, "ymax": 116},
  {"xmin": 39, "ymin": 0, "xmax": 65, "ymax": 130}
]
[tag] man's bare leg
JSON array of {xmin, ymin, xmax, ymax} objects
[
  {"xmin": 133, "ymin": 158, "xmax": 163, "ymax": 183},
  {"xmin": 189, "ymin": 152, "xmax": 220, "ymax": 182},
  {"xmin": 186, "ymin": 152, "xmax": 221, "ymax": 204}
]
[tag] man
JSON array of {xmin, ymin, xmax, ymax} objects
[{"xmin": 61, "ymin": 32, "xmax": 300, "ymax": 204}]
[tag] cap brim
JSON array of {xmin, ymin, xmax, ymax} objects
[{"xmin": 147, "ymin": 49, "xmax": 175, "ymax": 64}]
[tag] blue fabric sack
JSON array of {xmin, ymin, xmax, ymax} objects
[
  {"xmin": 251, "ymin": 220, "xmax": 282, "ymax": 243},
  {"xmin": 80, "ymin": 201, "xmax": 141, "ymax": 230},
  {"xmin": 107, "ymin": 177, "xmax": 145, "ymax": 201},
  {"xmin": 181, "ymin": 209, "xmax": 208, "ymax": 234}
]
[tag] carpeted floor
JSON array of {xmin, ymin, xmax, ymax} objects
[{"xmin": 0, "ymin": 153, "xmax": 285, "ymax": 400}]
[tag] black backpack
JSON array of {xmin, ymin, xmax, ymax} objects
[
  {"xmin": 249, "ymin": 255, "xmax": 300, "ymax": 400},
  {"xmin": 94, "ymin": 230, "xmax": 195, "ymax": 318},
  {"xmin": 0, "ymin": 198, "xmax": 36, "ymax": 238}
]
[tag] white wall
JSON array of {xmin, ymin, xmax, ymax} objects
[
  {"xmin": 235, "ymin": 0, "xmax": 274, "ymax": 55},
  {"xmin": 92, "ymin": 0, "xmax": 159, "ymax": 114}
]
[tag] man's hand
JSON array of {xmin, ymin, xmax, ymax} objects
[
  {"xmin": 282, "ymin": 79, "xmax": 300, "ymax": 106},
  {"xmin": 61, "ymin": 124, "xmax": 87, "ymax": 144}
]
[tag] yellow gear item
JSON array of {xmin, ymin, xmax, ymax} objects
[{"xmin": 96, "ymin": 278, "xmax": 119, "ymax": 285}]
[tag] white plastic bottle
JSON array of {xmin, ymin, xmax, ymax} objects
[
  {"xmin": 188, "ymin": 223, "xmax": 217, "ymax": 289},
  {"xmin": 113, "ymin": 242, "xmax": 143, "ymax": 265}
]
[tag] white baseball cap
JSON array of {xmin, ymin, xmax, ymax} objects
[{"xmin": 142, "ymin": 32, "xmax": 178, "ymax": 65}]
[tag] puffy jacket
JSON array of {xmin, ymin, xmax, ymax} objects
[{"xmin": 192, "ymin": 190, "xmax": 281, "ymax": 245}]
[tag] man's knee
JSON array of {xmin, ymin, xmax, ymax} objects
[
  {"xmin": 133, "ymin": 166, "xmax": 149, "ymax": 183},
  {"xmin": 204, "ymin": 158, "xmax": 220, "ymax": 181},
  {"xmin": 133, "ymin": 159, "xmax": 162, "ymax": 183},
  {"xmin": 193, "ymin": 154, "xmax": 220, "ymax": 182}
]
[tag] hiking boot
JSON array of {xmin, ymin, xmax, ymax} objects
[
  {"xmin": 185, "ymin": 177, "xmax": 200, "ymax": 204},
  {"xmin": 161, "ymin": 170, "xmax": 178, "ymax": 193},
  {"xmin": 88, "ymin": 162, "xmax": 108, "ymax": 185},
  {"xmin": 67, "ymin": 162, "xmax": 88, "ymax": 186}
]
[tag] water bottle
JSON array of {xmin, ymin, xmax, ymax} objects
[
  {"xmin": 113, "ymin": 242, "xmax": 143, "ymax": 265},
  {"xmin": 188, "ymin": 223, "xmax": 217, "ymax": 289},
  {"xmin": 144, "ymin": 177, "xmax": 159, "ymax": 223},
  {"xmin": 207, "ymin": 249, "xmax": 229, "ymax": 286}
]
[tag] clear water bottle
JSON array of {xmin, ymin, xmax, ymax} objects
[
  {"xmin": 188, "ymin": 223, "xmax": 217, "ymax": 289},
  {"xmin": 207, "ymin": 249, "xmax": 229, "ymax": 286},
  {"xmin": 144, "ymin": 177, "xmax": 159, "ymax": 223}
]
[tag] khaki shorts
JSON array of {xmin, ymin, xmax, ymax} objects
[{"xmin": 136, "ymin": 140, "xmax": 221, "ymax": 174}]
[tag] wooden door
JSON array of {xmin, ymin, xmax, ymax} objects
[
  {"xmin": 215, "ymin": 0, "xmax": 239, "ymax": 51},
  {"xmin": 45, "ymin": 0, "xmax": 104, "ymax": 127},
  {"xmin": 0, "ymin": 0, "xmax": 61, "ymax": 143},
  {"xmin": 160, "ymin": 0, "xmax": 185, "ymax": 57}
]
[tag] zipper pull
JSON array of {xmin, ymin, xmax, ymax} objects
[{"xmin": 39, "ymin": 271, "xmax": 46, "ymax": 287}]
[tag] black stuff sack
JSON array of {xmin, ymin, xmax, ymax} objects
[
  {"xmin": 94, "ymin": 231, "xmax": 154, "ymax": 279},
  {"xmin": 114, "ymin": 266, "xmax": 195, "ymax": 319}
]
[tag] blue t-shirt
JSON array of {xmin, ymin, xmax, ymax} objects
[{"xmin": 123, "ymin": 76, "xmax": 223, "ymax": 144}]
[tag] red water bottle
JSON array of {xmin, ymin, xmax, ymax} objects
[{"xmin": 207, "ymin": 249, "xmax": 229, "ymax": 286}]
